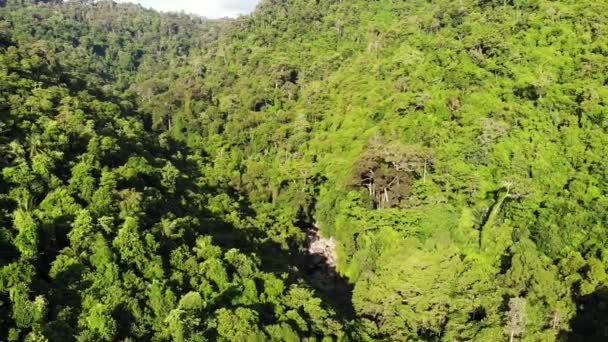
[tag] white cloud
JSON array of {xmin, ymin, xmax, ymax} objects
[{"xmin": 118, "ymin": 0, "xmax": 260, "ymax": 18}]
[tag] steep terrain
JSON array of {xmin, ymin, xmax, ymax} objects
[{"xmin": 1, "ymin": 0, "xmax": 608, "ymax": 341}]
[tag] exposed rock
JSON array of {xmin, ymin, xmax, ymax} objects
[
  {"xmin": 298, "ymin": 223, "xmax": 355, "ymax": 318},
  {"xmin": 307, "ymin": 228, "xmax": 337, "ymax": 268}
]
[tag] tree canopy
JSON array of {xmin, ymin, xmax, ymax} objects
[{"xmin": 1, "ymin": 0, "xmax": 607, "ymax": 340}]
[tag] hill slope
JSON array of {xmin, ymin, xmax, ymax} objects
[{"xmin": 1, "ymin": 0, "xmax": 608, "ymax": 341}]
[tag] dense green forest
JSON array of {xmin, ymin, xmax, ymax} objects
[{"xmin": 1, "ymin": 0, "xmax": 608, "ymax": 340}]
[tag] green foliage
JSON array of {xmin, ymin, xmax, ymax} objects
[
  {"xmin": 13, "ymin": 210, "xmax": 38, "ymax": 258},
  {"xmin": 1, "ymin": 0, "xmax": 607, "ymax": 340}
]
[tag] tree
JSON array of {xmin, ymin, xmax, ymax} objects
[
  {"xmin": 83, "ymin": 303, "xmax": 117, "ymax": 341},
  {"xmin": 13, "ymin": 210, "xmax": 38, "ymax": 258}
]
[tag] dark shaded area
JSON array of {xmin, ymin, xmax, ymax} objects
[
  {"xmin": 151, "ymin": 139, "xmax": 355, "ymax": 327},
  {"xmin": 11, "ymin": 135, "xmax": 354, "ymax": 340},
  {"xmin": 559, "ymin": 287, "xmax": 608, "ymax": 342},
  {"xmin": 468, "ymin": 306, "xmax": 487, "ymax": 322},
  {"xmin": 252, "ymin": 98, "xmax": 274, "ymax": 112},
  {"xmin": 298, "ymin": 227, "xmax": 355, "ymax": 320},
  {"xmin": 0, "ymin": 235, "xmax": 19, "ymax": 266},
  {"xmin": 197, "ymin": 192, "xmax": 355, "ymax": 323},
  {"xmin": 514, "ymin": 84, "xmax": 541, "ymax": 101},
  {"xmin": 42, "ymin": 263, "xmax": 91, "ymax": 342},
  {"xmin": 113, "ymin": 303, "xmax": 137, "ymax": 338}
]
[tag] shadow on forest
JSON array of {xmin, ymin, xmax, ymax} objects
[
  {"xmin": 558, "ymin": 287, "xmax": 608, "ymax": 342},
  {"xmin": 3, "ymin": 135, "xmax": 354, "ymax": 341},
  {"xmin": 297, "ymin": 228, "xmax": 355, "ymax": 319},
  {"xmin": 195, "ymin": 193, "xmax": 355, "ymax": 322},
  {"xmin": 163, "ymin": 138, "xmax": 356, "ymax": 322}
]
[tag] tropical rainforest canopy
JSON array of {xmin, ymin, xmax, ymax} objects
[{"xmin": 1, "ymin": 0, "xmax": 608, "ymax": 341}]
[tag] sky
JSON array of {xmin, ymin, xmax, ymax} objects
[{"xmin": 118, "ymin": 0, "xmax": 260, "ymax": 19}]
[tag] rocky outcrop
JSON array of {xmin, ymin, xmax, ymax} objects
[
  {"xmin": 300, "ymin": 224, "xmax": 354, "ymax": 318},
  {"xmin": 307, "ymin": 228, "xmax": 337, "ymax": 268}
]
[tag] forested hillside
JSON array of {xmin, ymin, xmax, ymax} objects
[{"xmin": 1, "ymin": 0, "xmax": 608, "ymax": 341}]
